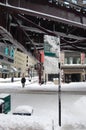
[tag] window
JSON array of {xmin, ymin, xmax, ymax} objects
[
  {"xmin": 83, "ymin": 1, "xmax": 86, "ymax": 4},
  {"xmin": 10, "ymin": 48, "xmax": 14, "ymax": 58},
  {"xmin": 8, "ymin": 58, "xmax": 14, "ymax": 63},
  {"xmin": 5, "ymin": 47, "xmax": 9, "ymax": 55},
  {"xmin": 0, "ymin": 55, "xmax": 3, "ymax": 59},
  {"xmin": 71, "ymin": 0, "xmax": 77, "ymax": 4},
  {"xmin": 66, "ymin": 57, "xmax": 80, "ymax": 64},
  {"xmin": 65, "ymin": 52, "xmax": 81, "ymax": 64}
]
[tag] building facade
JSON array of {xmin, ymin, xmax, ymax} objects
[
  {"xmin": 0, "ymin": 44, "xmax": 15, "ymax": 78},
  {"xmin": 13, "ymin": 49, "xmax": 38, "ymax": 77},
  {"xmin": 61, "ymin": 51, "xmax": 86, "ymax": 83}
]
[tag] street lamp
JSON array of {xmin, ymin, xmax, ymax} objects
[{"xmin": 56, "ymin": 37, "xmax": 61, "ymax": 126}]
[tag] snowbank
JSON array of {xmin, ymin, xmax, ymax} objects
[
  {"xmin": 0, "ymin": 114, "xmax": 52, "ymax": 130},
  {"xmin": 13, "ymin": 105, "xmax": 33, "ymax": 115}
]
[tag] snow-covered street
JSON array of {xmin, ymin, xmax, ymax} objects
[{"xmin": 0, "ymin": 77, "xmax": 86, "ymax": 130}]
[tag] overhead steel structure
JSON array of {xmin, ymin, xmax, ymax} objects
[
  {"xmin": 0, "ymin": 0, "xmax": 86, "ymax": 53},
  {"xmin": 0, "ymin": 0, "xmax": 86, "ymax": 127}
]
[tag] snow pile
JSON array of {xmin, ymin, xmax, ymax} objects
[
  {"xmin": 71, "ymin": 96, "xmax": 86, "ymax": 117},
  {"xmin": 0, "ymin": 114, "xmax": 52, "ymax": 130},
  {"xmin": 61, "ymin": 96, "xmax": 86, "ymax": 130},
  {"xmin": 13, "ymin": 105, "xmax": 33, "ymax": 114},
  {"xmin": 61, "ymin": 82, "xmax": 86, "ymax": 91},
  {"xmin": 0, "ymin": 99, "xmax": 4, "ymax": 105},
  {"xmin": 0, "ymin": 77, "xmax": 20, "ymax": 83}
]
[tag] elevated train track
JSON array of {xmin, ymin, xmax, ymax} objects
[{"xmin": 0, "ymin": 0, "xmax": 86, "ymax": 52}]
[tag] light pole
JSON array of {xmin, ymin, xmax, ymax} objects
[
  {"xmin": 58, "ymin": 61, "xmax": 61, "ymax": 126},
  {"xmin": 56, "ymin": 37, "xmax": 61, "ymax": 126},
  {"xmin": 58, "ymin": 37, "xmax": 61, "ymax": 126}
]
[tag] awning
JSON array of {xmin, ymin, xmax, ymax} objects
[
  {"xmin": 0, "ymin": 65, "xmax": 18, "ymax": 73},
  {"xmin": 11, "ymin": 66, "xmax": 18, "ymax": 72},
  {"xmin": 0, "ymin": 65, "xmax": 2, "ymax": 69}
]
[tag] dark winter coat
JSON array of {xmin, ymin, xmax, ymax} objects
[{"xmin": 21, "ymin": 77, "xmax": 26, "ymax": 83}]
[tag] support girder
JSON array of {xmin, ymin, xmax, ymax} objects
[
  {"xmin": 0, "ymin": 1, "xmax": 86, "ymax": 29},
  {"xmin": 0, "ymin": 1, "xmax": 86, "ymax": 52}
]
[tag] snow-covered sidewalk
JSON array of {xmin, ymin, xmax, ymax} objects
[{"xmin": 0, "ymin": 77, "xmax": 86, "ymax": 92}]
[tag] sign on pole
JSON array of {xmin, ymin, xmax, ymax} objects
[{"xmin": 44, "ymin": 35, "xmax": 61, "ymax": 126}]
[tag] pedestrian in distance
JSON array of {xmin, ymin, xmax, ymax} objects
[
  {"xmin": 21, "ymin": 74, "xmax": 26, "ymax": 88},
  {"xmin": 11, "ymin": 76, "xmax": 14, "ymax": 82}
]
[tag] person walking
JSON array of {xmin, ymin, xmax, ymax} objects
[
  {"xmin": 21, "ymin": 74, "xmax": 26, "ymax": 88},
  {"xmin": 11, "ymin": 76, "xmax": 14, "ymax": 82}
]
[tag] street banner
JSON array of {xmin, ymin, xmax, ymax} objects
[{"xmin": 44, "ymin": 35, "xmax": 60, "ymax": 73}]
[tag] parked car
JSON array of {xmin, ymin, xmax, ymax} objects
[{"xmin": 13, "ymin": 105, "xmax": 33, "ymax": 116}]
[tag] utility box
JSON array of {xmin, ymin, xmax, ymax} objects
[
  {"xmin": 53, "ymin": 78, "xmax": 58, "ymax": 85},
  {"xmin": 0, "ymin": 94, "xmax": 11, "ymax": 114},
  {"xmin": 0, "ymin": 99, "xmax": 4, "ymax": 113}
]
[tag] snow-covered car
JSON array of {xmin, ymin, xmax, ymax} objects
[{"xmin": 13, "ymin": 105, "xmax": 33, "ymax": 116}]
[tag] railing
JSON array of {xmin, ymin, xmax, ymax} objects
[{"xmin": 48, "ymin": 0, "xmax": 86, "ymax": 13}]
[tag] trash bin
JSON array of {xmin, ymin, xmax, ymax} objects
[
  {"xmin": 53, "ymin": 78, "xmax": 58, "ymax": 85},
  {"xmin": 0, "ymin": 94, "xmax": 11, "ymax": 113},
  {"xmin": 0, "ymin": 99, "xmax": 4, "ymax": 113}
]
